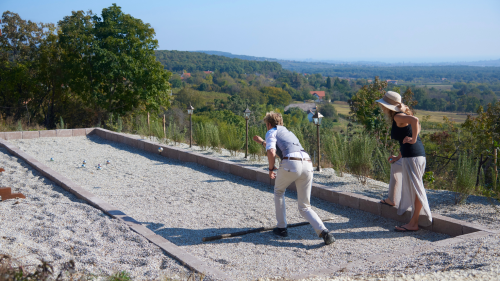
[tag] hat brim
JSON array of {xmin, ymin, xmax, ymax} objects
[{"xmin": 376, "ymin": 98, "xmax": 402, "ymax": 112}]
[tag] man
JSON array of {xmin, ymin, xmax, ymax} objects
[{"xmin": 253, "ymin": 111, "xmax": 335, "ymax": 245}]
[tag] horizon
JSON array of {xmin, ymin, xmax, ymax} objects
[{"xmin": 2, "ymin": 0, "xmax": 500, "ymax": 64}]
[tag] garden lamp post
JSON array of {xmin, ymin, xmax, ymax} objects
[
  {"xmin": 244, "ymin": 107, "xmax": 252, "ymax": 158},
  {"xmin": 312, "ymin": 110, "xmax": 324, "ymax": 171},
  {"xmin": 187, "ymin": 103, "xmax": 194, "ymax": 148}
]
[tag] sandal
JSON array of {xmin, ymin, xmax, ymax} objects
[
  {"xmin": 394, "ymin": 226, "xmax": 418, "ymax": 232},
  {"xmin": 379, "ymin": 199, "xmax": 395, "ymax": 207}
]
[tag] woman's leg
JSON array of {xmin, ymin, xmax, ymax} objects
[
  {"xmin": 382, "ymin": 159, "xmax": 402, "ymax": 206},
  {"xmin": 396, "ymin": 157, "xmax": 431, "ymax": 231}
]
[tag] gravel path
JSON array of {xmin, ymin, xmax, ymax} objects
[
  {"xmin": 4, "ymin": 134, "xmax": 500, "ymax": 280},
  {"xmin": 169, "ymin": 138, "xmax": 500, "ymax": 231},
  {"xmin": 0, "ymin": 146, "xmax": 192, "ymax": 280}
]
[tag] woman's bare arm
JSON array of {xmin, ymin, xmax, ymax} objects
[{"xmin": 394, "ymin": 114, "xmax": 420, "ymax": 144}]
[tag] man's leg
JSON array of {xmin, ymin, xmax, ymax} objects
[
  {"xmin": 273, "ymin": 161, "xmax": 299, "ymax": 228},
  {"xmin": 294, "ymin": 161, "xmax": 328, "ymax": 236}
]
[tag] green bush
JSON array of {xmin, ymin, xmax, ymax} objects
[
  {"xmin": 193, "ymin": 122, "xmax": 210, "ymax": 150},
  {"xmin": 151, "ymin": 118, "xmax": 165, "ymax": 143},
  {"xmin": 347, "ymin": 134, "xmax": 377, "ymax": 184},
  {"xmin": 248, "ymin": 126, "xmax": 264, "ymax": 160},
  {"xmin": 220, "ymin": 123, "xmax": 243, "ymax": 156},
  {"xmin": 373, "ymin": 146, "xmax": 391, "ymax": 182},
  {"xmin": 454, "ymin": 153, "xmax": 478, "ymax": 204},
  {"xmin": 323, "ymin": 132, "xmax": 349, "ymax": 177},
  {"xmin": 168, "ymin": 121, "xmax": 185, "ymax": 145},
  {"xmin": 206, "ymin": 123, "xmax": 221, "ymax": 152},
  {"xmin": 135, "ymin": 115, "xmax": 149, "ymax": 139}
]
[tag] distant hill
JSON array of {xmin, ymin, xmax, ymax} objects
[
  {"xmin": 194, "ymin": 50, "xmax": 500, "ymax": 67},
  {"xmin": 194, "ymin": 51, "xmax": 278, "ymax": 62},
  {"xmin": 155, "ymin": 50, "xmax": 282, "ymax": 74}
]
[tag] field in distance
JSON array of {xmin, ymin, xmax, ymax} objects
[{"xmin": 332, "ymin": 101, "xmax": 471, "ymax": 124}]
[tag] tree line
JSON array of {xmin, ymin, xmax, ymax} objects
[{"xmin": 0, "ymin": 5, "xmax": 171, "ymax": 129}]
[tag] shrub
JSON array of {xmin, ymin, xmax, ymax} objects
[
  {"xmin": 248, "ymin": 126, "xmax": 264, "ymax": 160},
  {"xmin": 373, "ymin": 146, "xmax": 391, "ymax": 182},
  {"xmin": 323, "ymin": 132, "xmax": 349, "ymax": 176},
  {"xmin": 193, "ymin": 122, "xmax": 210, "ymax": 150},
  {"xmin": 206, "ymin": 123, "xmax": 221, "ymax": 152},
  {"xmin": 454, "ymin": 153, "xmax": 478, "ymax": 204},
  {"xmin": 220, "ymin": 123, "xmax": 243, "ymax": 156},
  {"xmin": 168, "ymin": 121, "xmax": 185, "ymax": 145},
  {"xmin": 347, "ymin": 134, "xmax": 377, "ymax": 184},
  {"xmin": 151, "ymin": 118, "xmax": 166, "ymax": 143},
  {"xmin": 135, "ymin": 115, "xmax": 149, "ymax": 139}
]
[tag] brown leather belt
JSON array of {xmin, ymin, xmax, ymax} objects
[{"xmin": 282, "ymin": 157, "xmax": 312, "ymax": 162}]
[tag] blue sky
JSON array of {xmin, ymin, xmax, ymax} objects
[{"xmin": 1, "ymin": 0, "xmax": 499, "ymax": 63}]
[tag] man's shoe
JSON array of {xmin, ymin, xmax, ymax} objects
[
  {"xmin": 321, "ymin": 230, "xmax": 335, "ymax": 245},
  {"xmin": 272, "ymin": 227, "xmax": 288, "ymax": 237}
]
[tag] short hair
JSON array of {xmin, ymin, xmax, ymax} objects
[{"xmin": 263, "ymin": 111, "xmax": 283, "ymax": 127}]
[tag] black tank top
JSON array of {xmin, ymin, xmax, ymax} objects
[{"xmin": 391, "ymin": 113, "xmax": 425, "ymax": 158}]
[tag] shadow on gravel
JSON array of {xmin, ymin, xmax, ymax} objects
[
  {"xmin": 140, "ymin": 217, "xmax": 445, "ymax": 248},
  {"xmin": 85, "ymin": 136, "xmax": 449, "ymax": 245}
]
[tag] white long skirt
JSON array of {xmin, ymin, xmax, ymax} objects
[{"xmin": 397, "ymin": 157, "xmax": 432, "ymax": 227}]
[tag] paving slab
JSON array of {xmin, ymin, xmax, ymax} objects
[
  {"xmin": 22, "ymin": 131, "xmax": 39, "ymax": 139},
  {"xmin": 4, "ymin": 131, "xmax": 22, "ymax": 140},
  {"xmin": 39, "ymin": 130, "xmax": 57, "ymax": 138}
]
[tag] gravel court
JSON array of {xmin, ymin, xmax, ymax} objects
[
  {"xmin": 10, "ymin": 136, "xmax": 450, "ymax": 280},
  {"xmin": 0, "ymin": 147, "xmax": 191, "ymax": 280}
]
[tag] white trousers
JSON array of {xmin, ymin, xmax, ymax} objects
[
  {"xmin": 398, "ymin": 157, "xmax": 433, "ymax": 226},
  {"xmin": 388, "ymin": 159, "xmax": 403, "ymax": 208},
  {"xmin": 274, "ymin": 159, "xmax": 327, "ymax": 236}
]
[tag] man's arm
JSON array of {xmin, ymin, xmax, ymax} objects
[{"xmin": 267, "ymin": 148, "xmax": 277, "ymax": 179}]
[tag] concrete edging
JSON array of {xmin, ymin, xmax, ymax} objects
[
  {"xmin": 91, "ymin": 128, "xmax": 497, "ymax": 238},
  {"xmin": 1, "ymin": 127, "xmax": 498, "ymax": 281},
  {"xmin": 0, "ymin": 136, "xmax": 230, "ymax": 281}
]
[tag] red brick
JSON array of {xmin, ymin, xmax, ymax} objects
[
  {"xmin": 40, "ymin": 130, "xmax": 57, "ymax": 138},
  {"xmin": 0, "ymin": 187, "xmax": 12, "ymax": 198},
  {"xmin": 85, "ymin": 128, "xmax": 95, "ymax": 135},
  {"xmin": 1, "ymin": 193, "xmax": 26, "ymax": 200},
  {"xmin": 22, "ymin": 131, "xmax": 39, "ymax": 139}
]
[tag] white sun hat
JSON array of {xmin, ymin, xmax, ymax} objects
[{"xmin": 376, "ymin": 91, "xmax": 403, "ymax": 112}]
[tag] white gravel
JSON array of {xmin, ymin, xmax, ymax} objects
[
  {"xmin": 0, "ymin": 146, "xmax": 192, "ymax": 280},
  {"xmin": 3, "ymin": 134, "xmax": 500, "ymax": 280}
]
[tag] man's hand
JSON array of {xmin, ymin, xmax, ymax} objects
[
  {"xmin": 269, "ymin": 169, "xmax": 276, "ymax": 179},
  {"xmin": 403, "ymin": 136, "xmax": 416, "ymax": 144},
  {"xmin": 253, "ymin": 135, "xmax": 263, "ymax": 143}
]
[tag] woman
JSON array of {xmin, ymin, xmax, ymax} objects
[
  {"xmin": 376, "ymin": 91, "xmax": 432, "ymax": 232},
  {"xmin": 379, "ymin": 157, "xmax": 402, "ymax": 208}
]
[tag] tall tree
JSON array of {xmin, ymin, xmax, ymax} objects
[{"xmin": 58, "ymin": 4, "xmax": 171, "ymax": 125}]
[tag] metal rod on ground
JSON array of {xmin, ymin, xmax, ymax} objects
[{"xmin": 202, "ymin": 217, "xmax": 335, "ymax": 242}]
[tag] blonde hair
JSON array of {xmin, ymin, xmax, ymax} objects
[
  {"xmin": 263, "ymin": 111, "xmax": 283, "ymax": 127},
  {"xmin": 379, "ymin": 104, "xmax": 413, "ymax": 124}
]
